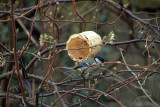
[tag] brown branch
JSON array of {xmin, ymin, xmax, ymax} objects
[
  {"xmin": 24, "ymin": 38, "xmax": 160, "ymax": 71},
  {"xmin": 0, "ymin": 6, "xmax": 37, "ymax": 23},
  {"xmin": 108, "ymin": 0, "xmax": 133, "ymax": 25},
  {"xmin": 72, "ymin": 0, "xmax": 86, "ymax": 31},
  {"xmin": 51, "ymin": 88, "xmax": 125, "ymax": 107},
  {"xmin": 8, "ymin": 0, "xmax": 34, "ymax": 106},
  {"xmin": 18, "ymin": 1, "xmax": 40, "ymax": 59},
  {"xmin": 103, "ymin": 0, "xmax": 160, "ymax": 37},
  {"xmin": 0, "ymin": 43, "xmax": 11, "ymax": 53}
]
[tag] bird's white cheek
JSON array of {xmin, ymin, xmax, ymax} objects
[{"xmin": 95, "ymin": 58, "xmax": 101, "ymax": 63}]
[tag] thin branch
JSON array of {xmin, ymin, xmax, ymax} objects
[
  {"xmin": 9, "ymin": 0, "xmax": 34, "ymax": 106},
  {"xmin": 104, "ymin": 0, "xmax": 160, "ymax": 37},
  {"xmin": 0, "ymin": 43, "xmax": 11, "ymax": 53},
  {"xmin": 120, "ymin": 51, "xmax": 160, "ymax": 107},
  {"xmin": 51, "ymin": 88, "xmax": 125, "ymax": 107},
  {"xmin": 72, "ymin": 0, "xmax": 86, "ymax": 31},
  {"xmin": 108, "ymin": 0, "xmax": 133, "ymax": 25},
  {"xmin": 16, "ymin": 18, "xmax": 39, "ymax": 47}
]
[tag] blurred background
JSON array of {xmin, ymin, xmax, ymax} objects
[{"xmin": 0, "ymin": 0, "xmax": 160, "ymax": 106}]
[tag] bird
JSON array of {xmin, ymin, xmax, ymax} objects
[
  {"xmin": 74, "ymin": 56, "xmax": 105, "ymax": 77},
  {"xmin": 73, "ymin": 56, "xmax": 104, "ymax": 87}
]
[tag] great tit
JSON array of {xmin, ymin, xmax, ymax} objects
[{"xmin": 74, "ymin": 56, "xmax": 105, "ymax": 76}]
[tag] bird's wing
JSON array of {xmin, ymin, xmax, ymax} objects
[{"xmin": 74, "ymin": 62, "xmax": 89, "ymax": 69}]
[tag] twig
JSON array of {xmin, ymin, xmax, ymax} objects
[
  {"xmin": 72, "ymin": 0, "xmax": 86, "ymax": 31},
  {"xmin": 18, "ymin": 1, "xmax": 40, "ymax": 59},
  {"xmin": 120, "ymin": 50, "xmax": 160, "ymax": 107},
  {"xmin": 104, "ymin": 0, "xmax": 160, "ymax": 38},
  {"xmin": 51, "ymin": 88, "xmax": 125, "ymax": 107},
  {"xmin": 9, "ymin": 0, "xmax": 34, "ymax": 106},
  {"xmin": 0, "ymin": 43, "xmax": 11, "ymax": 53},
  {"xmin": 108, "ymin": 0, "xmax": 133, "ymax": 25},
  {"xmin": 16, "ymin": 18, "xmax": 39, "ymax": 47}
]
